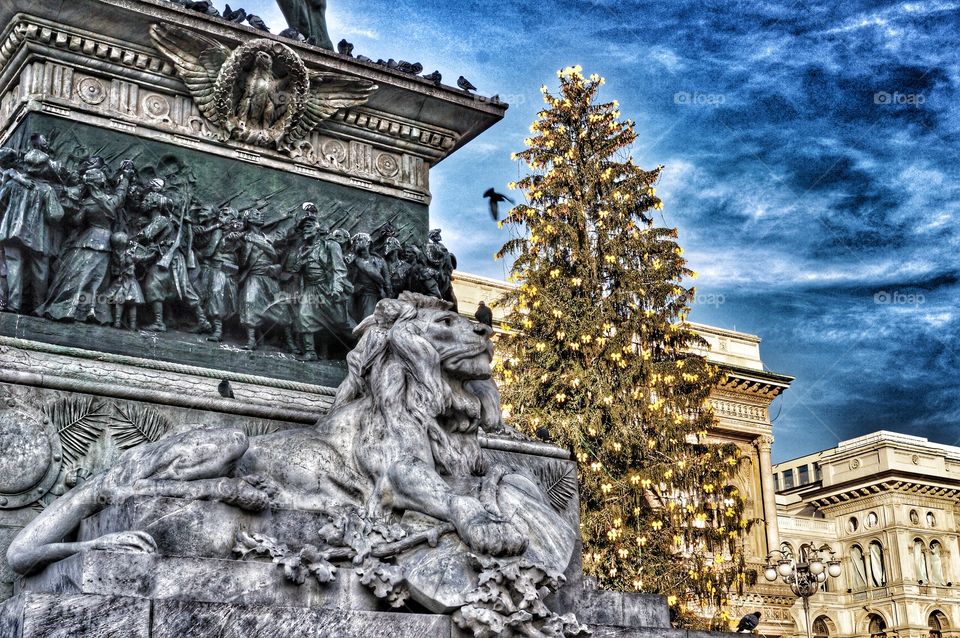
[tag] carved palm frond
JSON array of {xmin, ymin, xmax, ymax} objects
[
  {"xmin": 535, "ymin": 461, "xmax": 577, "ymax": 512},
  {"xmin": 43, "ymin": 397, "xmax": 111, "ymax": 464},
  {"xmin": 110, "ymin": 403, "xmax": 171, "ymax": 449},
  {"xmin": 240, "ymin": 421, "xmax": 280, "ymax": 437}
]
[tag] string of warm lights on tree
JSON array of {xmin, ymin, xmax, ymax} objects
[{"xmin": 494, "ymin": 66, "xmax": 753, "ymax": 627}]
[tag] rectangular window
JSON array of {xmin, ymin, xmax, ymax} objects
[
  {"xmin": 773, "ymin": 473, "xmax": 780, "ymax": 491},
  {"xmin": 798, "ymin": 465, "xmax": 810, "ymax": 485},
  {"xmin": 783, "ymin": 470, "xmax": 795, "ymax": 489},
  {"xmin": 813, "ymin": 462, "xmax": 822, "ymax": 481}
]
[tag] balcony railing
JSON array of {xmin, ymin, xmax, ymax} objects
[{"xmin": 776, "ymin": 516, "xmax": 834, "ymax": 534}]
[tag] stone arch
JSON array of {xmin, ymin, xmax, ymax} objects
[
  {"xmin": 866, "ymin": 612, "xmax": 888, "ymax": 637},
  {"xmin": 812, "ymin": 614, "xmax": 837, "ymax": 637},
  {"xmin": 927, "ymin": 609, "xmax": 948, "ymax": 638}
]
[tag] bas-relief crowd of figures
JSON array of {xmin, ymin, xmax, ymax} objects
[{"xmin": 0, "ymin": 133, "xmax": 458, "ymax": 359}]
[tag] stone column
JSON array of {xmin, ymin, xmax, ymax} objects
[{"xmin": 754, "ymin": 435, "xmax": 780, "ymax": 555}]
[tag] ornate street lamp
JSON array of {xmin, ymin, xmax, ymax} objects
[{"xmin": 763, "ymin": 542, "xmax": 842, "ymax": 638}]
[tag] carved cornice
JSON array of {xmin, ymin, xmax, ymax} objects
[
  {"xmin": 716, "ymin": 367, "xmax": 792, "ymax": 400},
  {"xmin": 0, "ymin": 17, "xmax": 470, "ymax": 203},
  {"xmin": 0, "ymin": 20, "xmax": 172, "ymax": 81},
  {"xmin": 810, "ymin": 479, "xmax": 960, "ymax": 512},
  {"xmin": 0, "ymin": 17, "xmax": 461, "ymax": 158}
]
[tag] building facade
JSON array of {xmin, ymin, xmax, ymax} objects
[{"xmin": 774, "ymin": 431, "xmax": 960, "ymax": 638}]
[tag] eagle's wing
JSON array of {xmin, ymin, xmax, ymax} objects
[
  {"xmin": 286, "ymin": 72, "xmax": 377, "ymax": 146},
  {"xmin": 149, "ymin": 24, "xmax": 231, "ymax": 126}
]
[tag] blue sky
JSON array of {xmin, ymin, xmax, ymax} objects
[{"xmin": 240, "ymin": 0, "xmax": 960, "ymax": 462}]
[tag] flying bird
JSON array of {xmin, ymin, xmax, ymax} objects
[
  {"xmin": 483, "ymin": 188, "xmax": 514, "ymax": 221},
  {"xmin": 246, "ymin": 14, "xmax": 270, "ymax": 32},
  {"xmin": 218, "ymin": 379, "xmax": 235, "ymax": 399},
  {"xmin": 222, "ymin": 4, "xmax": 246, "ymax": 22},
  {"xmin": 422, "ymin": 70, "xmax": 442, "ymax": 85},
  {"xmin": 457, "ymin": 75, "xmax": 477, "ymax": 92},
  {"xmin": 736, "ymin": 611, "xmax": 761, "ymax": 633},
  {"xmin": 337, "ymin": 39, "xmax": 354, "ymax": 56}
]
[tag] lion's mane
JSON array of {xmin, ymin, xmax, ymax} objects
[{"xmin": 331, "ymin": 292, "xmax": 488, "ymax": 481}]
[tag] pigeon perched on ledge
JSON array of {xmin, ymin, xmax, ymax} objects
[
  {"xmin": 736, "ymin": 611, "xmax": 761, "ymax": 633},
  {"xmin": 278, "ymin": 27, "xmax": 306, "ymax": 42},
  {"xmin": 222, "ymin": 4, "xmax": 246, "ymax": 22},
  {"xmin": 397, "ymin": 60, "xmax": 423, "ymax": 74},
  {"xmin": 246, "ymin": 14, "xmax": 270, "ymax": 32},
  {"xmin": 184, "ymin": 0, "xmax": 219, "ymax": 16},
  {"xmin": 337, "ymin": 39, "xmax": 354, "ymax": 56},
  {"xmin": 422, "ymin": 70, "xmax": 442, "ymax": 85},
  {"xmin": 457, "ymin": 76, "xmax": 477, "ymax": 92}
]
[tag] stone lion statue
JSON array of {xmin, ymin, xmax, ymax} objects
[{"xmin": 9, "ymin": 292, "xmax": 578, "ymax": 631}]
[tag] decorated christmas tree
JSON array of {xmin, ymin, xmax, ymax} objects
[{"xmin": 495, "ymin": 66, "xmax": 751, "ymax": 625}]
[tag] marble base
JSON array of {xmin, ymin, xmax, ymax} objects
[
  {"xmin": 1, "ymin": 590, "xmax": 732, "ymax": 638},
  {"xmin": 21, "ymin": 550, "xmax": 384, "ymax": 611},
  {"xmin": 0, "ymin": 592, "xmax": 449, "ymax": 638},
  {"xmin": 10, "ymin": 551, "xmax": 731, "ymax": 638}
]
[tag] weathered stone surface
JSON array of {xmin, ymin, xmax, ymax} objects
[
  {"xmin": 78, "ymin": 497, "xmax": 331, "ymax": 559},
  {"xmin": 151, "ymin": 599, "xmax": 451, "ymax": 638},
  {"xmin": 0, "ymin": 307, "xmax": 347, "ymax": 390},
  {"xmin": 574, "ymin": 589, "xmax": 672, "ymax": 629},
  {"xmin": 22, "ymin": 550, "xmax": 384, "ymax": 611},
  {"xmin": 1, "ymin": 592, "xmax": 150, "ymax": 638},
  {"xmin": 586, "ymin": 627, "xmax": 716, "ymax": 638},
  {"xmin": 0, "ymin": 526, "xmax": 22, "ymax": 600},
  {"xmin": 0, "ymin": 591, "xmax": 25, "ymax": 637}
]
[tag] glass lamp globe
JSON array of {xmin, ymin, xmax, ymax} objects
[
  {"xmin": 816, "ymin": 572, "xmax": 827, "ymax": 583},
  {"xmin": 764, "ymin": 566, "xmax": 778, "ymax": 582},
  {"xmin": 827, "ymin": 561, "xmax": 842, "ymax": 578},
  {"xmin": 777, "ymin": 560, "xmax": 793, "ymax": 577},
  {"xmin": 809, "ymin": 560, "xmax": 825, "ymax": 575}
]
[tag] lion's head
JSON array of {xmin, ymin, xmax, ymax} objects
[
  {"xmin": 335, "ymin": 292, "xmax": 494, "ymax": 402},
  {"xmin": 331, "ymin": 293, "xmax": 499, "ymax": 475}
]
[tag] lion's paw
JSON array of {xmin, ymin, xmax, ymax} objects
[
  {"xmin": 452, "ymin": 498, "xmax": 529, "ymax": 557},
  {"xmin": 217, "ymin": 478, "xmax": 272, "ymax": 511}
]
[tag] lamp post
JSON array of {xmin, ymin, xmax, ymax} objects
[{"xmin": 763, "ymin": 542, "xmax": 842, "ymax": 638}]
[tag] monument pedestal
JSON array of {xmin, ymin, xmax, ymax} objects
[
  {"xmin": 5, "ymin": 570, "xmax": 723, "ymax": 638},
  {"xmin": 7, "ymin": 493, "xmax": 727, "ymax": 637}
]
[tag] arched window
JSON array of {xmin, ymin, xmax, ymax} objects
[
  {"xmin": 869, "ymin": 541, "xmax": 885, "ymax": 587},
  {"xmin": 813, "ymin": 616, "xmax": 831, "ymax": 638},
  {"xmin": 868, "ymin": 614, "xmax": 887, "ymax": 638},
  {"xmin": 929, "ymin": 610, "xmax": 948, "ymax": 638},
  {"xmin": 914, "ymin": 538, "xmax": 929, "ymax": 582},
  {"xmin": 929, "ymin": 541, "xmax": 946, "ymax": 585},
  {"xmin": 850, "ymin": 545, "xmax": 868, "ymax": 589}
]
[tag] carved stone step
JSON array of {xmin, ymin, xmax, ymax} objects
[{"xmin": 572, "ymin": 589, "xmax": 671, "ymax": 629}]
